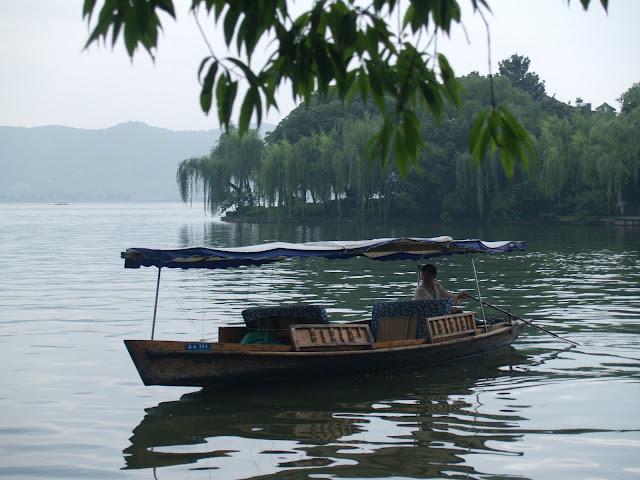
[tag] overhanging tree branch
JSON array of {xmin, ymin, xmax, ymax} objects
[{"xmin": 83, "ymin": 0, "xmax": 609, "ymax": 176}]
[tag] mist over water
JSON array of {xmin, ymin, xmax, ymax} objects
[{"xmin": 0, "ymin": 203, "xmax": 638, "ymax": 479}]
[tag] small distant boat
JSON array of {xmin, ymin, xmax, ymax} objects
[
  {"xmin": 121, "ymin": 237, "xmax": 527, "ymax": 387},
  {"xmin": 54, "ymin": 202, "xmax": 68, "ymax": 205}
]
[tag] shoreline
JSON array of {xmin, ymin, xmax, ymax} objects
[{"xmin": 221, "ymin": 214, "xmax": 640, "ymax": 227}]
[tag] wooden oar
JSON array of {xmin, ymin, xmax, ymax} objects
[{"xmin": 466, "ymin": 294, "xmax": 581, "ymax": 347}]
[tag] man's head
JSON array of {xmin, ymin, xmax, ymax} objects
[{"xmin": 420, "ymin": 264, "xmax": 437, "ymax": 285}]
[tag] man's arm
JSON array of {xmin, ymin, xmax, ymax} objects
[{"xmin": 435, "ymin": 281, "xmax": 464, "ymax": 305}]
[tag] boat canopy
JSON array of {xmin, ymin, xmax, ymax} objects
[{"xmin": 121, "ymin": 237, "xmax": 525, "ymax": 270}]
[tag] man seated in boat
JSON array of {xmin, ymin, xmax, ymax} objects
[{"xmin": 414, "ymin": 264, "xmax": 467, "ymax": 305}]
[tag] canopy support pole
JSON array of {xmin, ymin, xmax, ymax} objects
[
  {"xmin": 470, "ymin": 255, "xmax": 487, "ymax": 332},
  {"xmin": 151, "ymin": 267, "xmax": 162, "ymax": 340}
]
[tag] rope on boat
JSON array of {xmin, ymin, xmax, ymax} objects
[{"xmin": 159, "ymin": 275, "xmax": 203, "ymax": 338}]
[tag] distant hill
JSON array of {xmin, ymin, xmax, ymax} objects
[{"xmin": 0, "ymin": 121, "xmax": 274, "ymax": 202}]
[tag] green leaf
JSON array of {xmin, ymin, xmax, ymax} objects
[
  {"xmin": 469, "ymin": 109, "xmax": 489, "ymax": 154},
  {"xmin": 367, "ymin": 63, "xmax": 383, "ymax": 96},
  {"xmin": 82, "ymin": 0, "xmax": 97, "ymax": 19},
  {"xmin": 239, "ymin": 88, "xmax": 257, "ymax": 136},
  {"xmin": 365, "ymin": 27, "xmax": 379, "ymax": 60},
  {"xmin": 111, "ymin": 20, "xmax": 122, "ymax": 47},
  {"xmin": 437, "ymin": 54, "xmax": 460, "ymax": 106},
  {"xmin": 259, "ymin": 71, "xmax": 278, "ymax": 110},
  {"xmin": 357, "ymin": 67, "xmax": 369, "ymax": 101},
  {"xmin": 223, "ymin": 6, "xmax": 241, "ymax": 46},
  {"xmin": 487, "ymin": 110, "xmax": 501, "ymax": 146},
  {"xmin": 346, "ymin": 73, "xmax": 360, "ymax": 103},
  {"xmin": 393, "ymin": 126, "xmax": 409, "ymax": 176},
  {"xmin": 500, "ymin": 149, "xmax": 515, "ymax": 178},
  {"xmin": 470, "ymin": 109, "xmax": 494, "ymax": 166},
  {"xmin": 226, "ymin": 57, "xmax": 259, "ymax": 87},
  {"xmin": 402, "ymin": 4, "xmax": 415, "ymax": 30},
  {"xmin": 223, "ymin": 80, "xmax": 238, "ymax": 126},
  {"xmin": 156, "ymin": 0, "xmax": 176, "ymax": 18},
  {"xmin": 123, "ymin": 7, "xmax": 139, "ymax": 57},
  {"xmin": 418, "ymin": 80, "xmax": 443, "ymax": 119},
  {"xmin": 199, "ymin": 61, "xmax": 218, "ymax": 113},
  {"xmin": 371, "ymin": 118, "xmax": 392, "ymax": 168},
  {"xmin": 216, "ymin": 74, "xmax": 229, "ymax": 125},
  {"xmin": 402, "ymin": 109, "xmax": 423, "ymax": 160},
  {"xmin": 310, "ymin": 0, "xmax": 325, "ymax": 30},
  {"xmin": 197, "ymin": 56, "xmax": 213, "ymax": 80}
]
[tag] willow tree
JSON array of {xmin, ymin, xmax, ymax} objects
[
  {"xmin": 445, "ymin": 74, "xmax": 540, "ymax": 217},
  {"xmin": 584, "ymin": 108, "xmax": 640, "ymax": 213},
  {"xmin": 538, "ymin": 116, "xmax": 577, "ymax": 200},
  {"xmin": 318, "ymin": 127, "xmax": 347, "ymax": 218},
  {"xmin": 304, "ymin": 135, "xmax": 334, "ymax": 206},
  {"xmin": 177, "ymin": 129, "xmax": 263, "ymax": 212},
  {"xmin": 257, "ymin": 140, "xmax": 288, "ymax": 212}
]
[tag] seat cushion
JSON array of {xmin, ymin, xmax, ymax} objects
[
  {"xmin": 370, "ymin": 299, "xmax": 452, "ymax": 340},
  {"xmin": 241, "ymin": 304, "xmax": 330, "ymax": 329}
]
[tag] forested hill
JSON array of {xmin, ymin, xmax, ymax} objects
[
  {"xmin": 1, "ymin": 122, "xmax": 221, "ymax": 202},
  {"xmin": 178, "ymin": 55, "xmax": 640, "ymax": 223}
]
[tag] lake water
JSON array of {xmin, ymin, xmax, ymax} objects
[{"xmin": 0, "ymin": 202, "xmax": 639, "ymax": 480}]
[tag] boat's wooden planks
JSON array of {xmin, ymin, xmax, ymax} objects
[
  {"xmin": 290, "ymin": 324, "xmax": 374, "ymax": 351},
  {"xmin": 374, "ymin": 338, "xmax": 426, "ymax": 349},
  {"xmin": 134, "ymin": 339, "xmax": 293, "ymax": 353}
]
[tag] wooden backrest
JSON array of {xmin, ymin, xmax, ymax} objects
[
  {"xmin": 376, "ymin": 316, "xmax": 419, "ymax": 342},
  {"xmin": 427, "ymin": 312, "xmax": 477, "ymax": 343},
  {"xmin": 290, "ymin": 324, "xmax": 374, "ymax": 351}
]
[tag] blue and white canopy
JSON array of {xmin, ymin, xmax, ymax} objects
[{"xmin": 121, "ymin": 237, "xmax": 525, "ymax": 270}]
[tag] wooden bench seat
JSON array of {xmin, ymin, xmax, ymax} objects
[{"xmin": 427, "ymin": 312, "xmax": 477, "ymax": 343}]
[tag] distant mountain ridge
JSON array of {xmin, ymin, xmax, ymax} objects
[{"xmin": 0, "ymin": 122, "xmax": 273, "ymax": 202}]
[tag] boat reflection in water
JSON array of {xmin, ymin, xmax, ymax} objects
[{"xmin": 123, "ymin": 347, "xmax": 541, "ymax": 478}]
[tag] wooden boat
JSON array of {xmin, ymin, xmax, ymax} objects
[{"xmin": 121, "ymin": 237, "xmax": 526, "ymax": 387}]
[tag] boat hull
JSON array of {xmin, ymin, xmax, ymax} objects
[{"xmin": 125, "ymin": 321, "xmax": 524, "ymax": 387}]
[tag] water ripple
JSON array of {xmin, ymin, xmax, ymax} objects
[{"xmin": 0, "ymin": 203, "xmax": 639, "ymax": 480}]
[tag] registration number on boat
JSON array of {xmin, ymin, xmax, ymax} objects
[{"xmin": 185, "ymin": 342, "xmax": 211, "ymax": 352}]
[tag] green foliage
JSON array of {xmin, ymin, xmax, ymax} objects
[
  {"xmin": 469, "ymin": 106, "xmax": 534, "ymax": 178},
  {"xmin": 498, "ymin": 54, "xmax": 546, "ymax": 99},
  {"xmin": 177, "ymin": 67, "xmax": 640, "ymax": 223},
  {"xmin": 265, "ymin": 93, "xmax": 379, "ymax": 143},
  {"xmin": 81, "ymin": 0, "xmax": 612, "ymax": 175},
  {"xmin": 618, "ymin": 82, "xmax": 640, "ymax": 114},
  {"xmin": 537, "ymin": 106, "xmax": 640, "ymax": 215}
]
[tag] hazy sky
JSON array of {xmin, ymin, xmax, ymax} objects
[{"xmin": 1, "ymin": 0, "xmax": 638, "ymax": 131}]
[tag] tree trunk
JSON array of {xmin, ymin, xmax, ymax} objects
[{"xmin": 616, "ymin": 182, "xmax": 625, "ymax": 216}]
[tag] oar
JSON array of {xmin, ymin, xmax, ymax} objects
[{"xmin": 466, "ymin": 294, "xmax": 580, "ymax": 347}]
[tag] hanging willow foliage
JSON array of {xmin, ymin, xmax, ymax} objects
[
  {"xmin": 177, "ymin": 129, "xmax": 263, "ymax": 212},
  {"xmin": 178, "ymin": 74, "xmax": 640, "ymax": 222}
]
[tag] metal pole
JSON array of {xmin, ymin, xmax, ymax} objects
[
  {"xmin": 151, "ymin": 267, "xmax": 162, "ymax": 340},
  {"xmin": 470, "ymin": 255, "xmax": 487, "ymax": 331}
]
